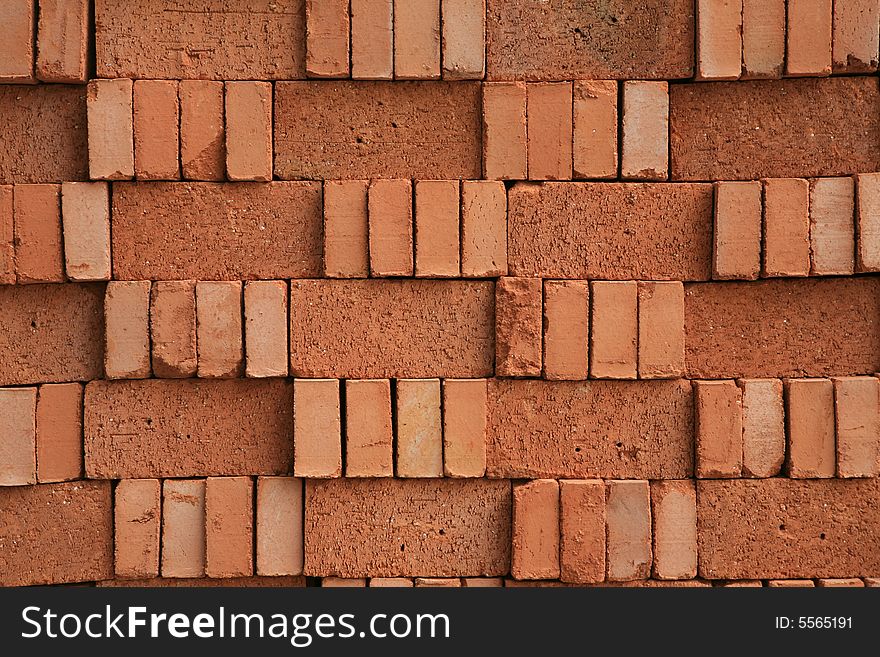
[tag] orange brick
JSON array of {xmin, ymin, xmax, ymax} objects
[
  {"xmin": 461, "ymin": 181, "xmax": 507, "ymax": 277},
  {"xmin": 161, "ymin": 479, "xmax": 206, "ymax": 578},
  {"xmin": 345, "ymin": 379, "xmax": 394, "ymax": 477},
  {"xmin": 323, "ymin": 577, "xmax": 367, "ymax": 587},
  {"xmin": 768, "ymin": 579, "xmax": 815, "ymax": 588},
  {"xmin": 834, "ymin": 377, "xmax": 880, "ymax": 478},
  {"xmin": 206, "ymin": 476, "xmax": 254, "ymax": 578},
  {"xmin": 637, "ymin": 281, "xmax": 684, "ymax": 379},
  {"xmin": 324, "ymin": 180, "xmax": 369, "ymax": 278},
  {"xmin": 786, "ymin": 0, "xmax": 832, "ymax": 76},
  {"xmin": 527, "ymin": 82, "xmax": 573, "ymax": 181},
  {"xmin": 104, "ymin": 281, "xmax": 151, "ymax": 380},
  {"xmin": 179, "ymin": 80, "xmax": 225, "ymax": 182},
  {"xmin": 368, "ymin": 179, "xmax": 414, "ymax": 276},
  {"xmin": 573, "ymin": 80, "xmax": 617, "ymax": 180},
  {"xmin": 559, "ymin": 479, "xmax": 605, "ymax": 584},
  {"xmin": 0, "ymin": 0, "xmax": 34, "ymax": 82},
  {"xmin": 742, "ymin": 0, "xmax": 785, "ymax": 78},
  {"xmin": 785, "ymin": 378, "xmax": 836, "ymax": 478},
  {"xmin": 442, "ymin": 378, "xmax": 487, "ymax": 477},
  {"xmin": 0, "ymin": 387, "xmax": 37, "ymax": 486},
  {"xmin": 651, "ymin": 480, "xmax": 696, "ymax": 580},
  {"xmin": 0, "ymin": 186, "xmax": 13, "ymax": 284},
  {"xmin": 150, "ymin": 280, "xmax": 197, "ymax": 378},
  {"xmin": 196, "ymin": 281, "xmax": 244, "ymax": 379},
  {"xmin": 61, "ymin": 182, "xmax": 111, "ymax": 281},
  {"xmin": 256, "ymin": 476, "xmax": 304, "ymax": 576},
  {"xmin": 114, "ymin": 478, "xmax": 160, "ymax": 579},
  {"xmin": 512, "ymin": 479, "xmax": 560, "ymax": 580},
  {"xmin": 621, "ymin": 81, "xmax": 668, "ymax": 180},
  {"xmin": 856, "ymin": 173, "xmax": 880, "ymax": 272},
  {"xmin": 370, "ymin": 577, "xmax": 414, "ymax": 587},
  {"xmin": 462, "ymin": 577, "xmax": 503, "ymax": 587},
  {"xmin": 543, "ymin": 280, "xmax": 589, "ymax": 381},
  {"xmin": 36, "ymin": 0, "xmax": 89, "ymax": 83},
  {"xmin": 13, "ymin": 184, "xmax": 64, "ymax": 283},
  {"xmin": 441, "ymin": 0, "xmax": 485, "ymax": 79},
  {"xmin": 396, "ymin": 378, "xmax": 443, "ymax": 477},
  {"xmin": 739, "ymin": 379, "xmax": 785, "ymax": 478},
  {"xmin": 763, "ymin": 178, "xmax": 810, "ymax": 277},
  {"xmin": 817, "ymin": 578, "xmax": 865, "ymax": 587},
  {"xmin": 415, "ymin": 578, "xmax": 461, "ymax": 587},
  {"xmin": 696, "ymin": 0, "xmax": 743, "ymax": 80},
  {"xmin": 225, "ymin": 82, "xmax": 272, "ymax": 182},
  {"xmin": 606, "ymin": 480, "xmax": 652, "ymax": 581},
  {"xmin": 694, "ymin": 380, "xmax": 743, "ymax": 478},
  {"xmin": 482, "ymin": 82, "xmax": 527, "ymax": 180},
  {"xmin": 810, "ymin": 177, "xmax": 855, "ymax": 275},
  {"xmin": 495, "ymin": 277, "xmax": 542, "ymax": 377},
  {"xmin": 721, "ymin": 580, "xmax": 763, "ymax": 587},
  {"xmin": 863, "ymin": 577, "xmax": 880, "ymax": 587},
  {"xmin": 590, "ymin": 281, "xmax": 637, "ymax": 380},
  {"xmin": 351, "ymin": 0, "xmax": 393, "ymax": 79},
  {"xmin": 293, "ymin": 378, "xmax": 342, "ymax": 478},
  {"xmin": 133, "ymin": 80, "xmax": 180, "ymax": 180},
  {"xmin": 713, "ymin": 181, "xmax": 762, "ymax": 280},
  {"xmin": 305, "ymin": 0, "xmax": 350, "ymax": 78},
  {"xmin": 394, "ymin": 0, "xmax": 440, "ymax": 79},
  {"xmin": 87, "ymin": 79, "xmax": 134, "ymax": 180},
  {"xmin": 244, "ymin": 281, "xmax": 289, "ymax": 379},
  {"xmin": 832, "ymin": 0, "xmax": 879, "ymax": 73},
  {"xmin": 415, "ymin": 180, "xmax": 460, "ymax": 277},
  {"xmin": 35, "ymin": 383, "xmax": 82, "ymax": 483}
]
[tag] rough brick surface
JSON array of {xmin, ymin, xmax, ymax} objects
[
  {"xmin": 786, "ymin": 378, "xmax": 836, "ymax": 479},
  {"xmin": 161, "ymin": 479, "xmax": 206, "ymax": 578},
  {"xmin": 179, "ymin": 80, "xmax": 225, "ymax": 181},
  {"xmin": 512, "ymin": 480, "xmax": 560, "ymax": 580},
  {"xmin": 35, "ymin": 383, "xmax": 83, "ymax": 483},
  {"xmin": 0, "ymin": 0, "xmax": 34, "ymax": 83},
  {"xmin": 651, "ymin": 480, "xmax": 696, "ymax": 580},
  {"xmin": 114, "ymin": 479, "xmax": 161, "ymax": 579},
  {"xmin": 0, "ymin": 387, "xmax": 37, "ymax": 487},
  {"xmin": 606, "ymin": 480, "xmax": 652, "ymax": 581},
  {"xmin": 206, "ymin": 477, "xmax": 254, "ymax": 578},
  {"xmin": 257, "ymin": 477, "xmax": 304, "ymax": 576},
  {"xmin": 495, "ymin": 277, "xmax": 542, "ymax": 377},
  {"xmin": 740, "ymin": 379, "xmax": 785, "ymax": 478},
  {"xmin": 345, "ymin": 380, "xmax": 394, "ymax": 477},
  {"xmin": 560, "ymin": 480, "xmax": 605, "ymax": 584},
  {"xmin": 36, "ymin": 0, "xmax": 89, "ymax": 83},
  {"xmin": 104, "ymin": 281, "xmax": 151, "ymax": 379}
]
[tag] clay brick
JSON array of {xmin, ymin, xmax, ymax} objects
[
  {"xmin": 696, "ymin": 0, "xmax": 743, "ymax": 80},
  {"xmin": 396, "ymin": 379, "xmax": 443, "ymax": 478},
  {"xmin": 810, "ymin": 177, "xmax": 855, "ymax": 276},
  {"xmin": 196, "ymin": 281, "xmax": 244, "ymax": 379},
  {"xmin": 768, "ymin": 579, "xmax": 814, "ymax": 588},
  {"xmin": 482, "ymin": 82, "xmax": 527, "ymax": 180},
  {"xmin": 0, "ymin": 283, "xmax": 104, "ymax": 386},
  {"xmin": 739, "ymin": 379, "xmax": 784, "ymax": 478},
  {"xmin": 150, "ymin": 280, "xmax": 197, "ymax": 378},
  {"xmin": 133, "ymin": 80, "xmax": 180, "ymax": 181},
  {"xmin": 832, "ymin": 0, "xmax": 879, "ymax": 72},
  {"xmin": 226, "ymin": 82, "xmax": 272, "ymax": 182},
  {"xmin": 638, "ymin": 281, "xmax": 685, "ymax": 379},
  {"xmin": 572, "ymin": 80, "xmax": 617, "ymax": 180},
  {"xmin": 100, "ymin": 576, "xmax": 306, "ymax": 588},
  {"xmin": 0, "ymin": 481, "xmax": 112, "ymax": 586},
  {"xmin": 511, "ymin": 480, "xmax": 560, "ymax": 580},
  {"xmin": 495, "ymin": 277, "xmax": 542, "ymax": 377},
  {"xmin": 369, "ymin": 179, "xmax": 414, "ymax": 277},
  {"xmin": 206, "ymin": 477, "xmax": 253, "ymax": 578},
  {"xmin": 161, "ymin": 479, "xmax": 206, "ymax": 578},
  {"xmin": 293, "ymin": 378, "xmax": 342, "ymax": 478},
  {"xmin": 787, "ymin": 0, "xmax": 832, "ymax": 75},
  {"xmin": 621, "ymin": 81, "xmax": 668, "ymax": 180},
  {"xmin": 345, "ymin": 379, "xmax": 394, "ymax": 477},
  {"xmin": 742, "ymin": 0, "xmax": 785, "ymax": 78},
  {"xmin": 834, "ymin": 377, "xmax": 880, "ymax": 478},
  {"xmin": 305, "ymin": 478, "xmax": 511, "ymax": 577},
  {"xmin": 104, "ymin": 281, "xmax": 151, "ymax": 380},
  {"xmin": 721, "ymin": 580, "xmax": 763, "ymax": 587},
  {"xmin": 698, "ymin": 478, "xmax": 880, "ymax": 579},
  {"xmin": 857, "ymin": 173, "xmax": 880, "ymax": 271},
  {"xmin": 817, "ymin": 578, "xmax": 865, "ymax": 587},
  {"xmin": 442, "ymin": 378, "xmax": 487, "ymax": 478},
  {"xmin": 651, "ymin": 480, "xmax": 697, "ymax": 580},
  {"xmin": 36, "ymin": 0, "xmax": 88, "ymax": 83},
  {"xmin": 305, "ymin": 0, "xmax": 350, "ymax": 78},
  {"xmin": 290, "ymin": 280, "xmax": 494, "ymax": 378},
  {"xmin": 61, "ymin": 182, "xmax": 111, "ymax": 281},
  {"xmin": 442, "ymin": 0, "xmax": 485, "ymax": 79},
  {"xmin": 87, "ymin": 79, "xmax": 134, "ymax": 181},
  {"xmin": 0, "ymin": 0, "xmax": 34, "ymax": 82},
  {"xmin": 370, "ymin": 578, "xmax": 415, "ymax": 587},
  {"xmin": 543, "ymin": 280, "xmax": 589, "ymax": 381},
  {"xmin": 256, "ymin": 476, "xmax": 304, "ymax": 576},
  {"xmin": 462, "ymin": 577, "xmax": 502, "ymax": 587},
  {"xmin": 244, "ymin": 281, "xmax": 289, "ymax": 379},
  {"xmin": 508, "ymin": 182, "xmax": 713, "ymax": 280},
  {"xmin": 461, "ymin": 180, "xmax": 507, "ymax": 277},
  {"xmin": 487, "ymin": 379, "xmax": 693, "ymax": 479},
  {"xmin": 13, "ymin": 183, "xmax": 64, "ymax": 283},
  {"xmin": 713, "ymin": 181, "xmax": 762, "ymax": 280},
  {"xmin": 763, "ymin": 178, "xmax": 810, "ymax": 277},
  {"xmin": 0, "ymin": 387, "xmax": 37, "ymax": 486},
  {"xmin": 323, "ymin": 578, "xmax": 367, "ymax": 587},
  {"xmin": 606, "ymin": 480, "xmax": 652, "ymax": 582},
  {"xmin": 179, "ymin": 80, "xmax": 225, "ymax": 182},
  {"xmin": 416, "ymin": 578, "xmax": 461, "ymax": 587},
  {"xmin": 415, "ymin": 180, "xmax": 460, "ymax": 277},
  {"xmin": 351, "ymin": 0, "xmax": 393, "ymax": 79},
  {"xmin": 694, "ymin": 380, "xmax": 743, "ymax": 478},
  {"xmin": 114, "ymin": 479, "xmax": 161, "ymax": 579},
  {"xmin": 394, "ymin": 0, "xmax": 440, "ymax": 79},
  {"xmin": 863, "ymin": 578, "xmax": 880, "ymax": 587},
  {"xmin": 85, "ymin": 379, "xmax": 293, "ymax": 478},
  {"xmin": 0, "ymin": 186, "xmax": 12, "ymax": 284},
  {"xmin": 591, "ymin": 281, "xmax": 637, "ymax": 380},
  {"xmin": 786, "ymin": 378, "xmax": 836, "ymax": 479},
  {"xmin": 527, "ymin": 82, "xmax": 573, "ymax": 181},
  {"xmin": 35, "ymin": 383, "xmax": 82, "ymax": 483},
  {"xmin": 559, "ymin": 479, "xmax": 605, "ymax": 584},
  {"xmin": 95, "ymin": 0, "xmax": 305, "ymax": 80},
  {"xmin": 276, "ymin": 81, "xmax": 481, "ymax": 180},
  {"xmin": 324, "ymin": 180, "xmax": 369, "ymax": 278}
]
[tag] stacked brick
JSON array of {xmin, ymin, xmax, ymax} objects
[{"xmin": 2, "ymin": 0, "xmax": 880, "ymax": 590}]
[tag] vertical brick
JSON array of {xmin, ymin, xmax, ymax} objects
[
  {"xmin": 461, "ymin": 180, "xmax": 506, "ymax": 277},
  {"xmin": 527, "ymin": 82, "xmax": 573, "ymax": 181},
  {"xmin": 543, "ymin": 280, "xmax": 589, "ymax": 381},
  {"xmin": 742, "ymin": 0, "xmax": 785, "ymax": 78},
  {"xmin": 324, "ymin": 180, "xmax": 369, "ymax": 278},
  {"xmin": 694, "ymin": 380, "xmax": 743, "ymax": 478},
  {"xmin": 256, "ymin": 476, "xmax": 304, "ymax": 576},
  {"xmin": 244, "ymin": 281, "xmax": 288, "ymax": 379},
  {"xmin": 196, "ymin": 281, "xmax": 243, "ymax": 379},
  {"xmin": 104, "ymin": 281, "xmax": 152, "ymax": 380},
  {"xmin": 0, "ymin": 186, "xmax": 13, "ymax": 284},
  {"xmin": 179, "ymin": 80, "xmax": 225, "ymax": 182},
  {"xmin": 351, "ymin": 0, "xmax": 393, "ymax": 79},
  {"xmin": 415, "ymin": 180, "xmax": 460, "ymax": 277},
  {"xmin": 370, "ymin": 578, "xmax": 415, "ymax": 587},
  {"xmin": 161, "ymin": 479, "xmax": 206, "ymax": 578},
  {"xmin": 368, "ymin": 179, "xmax": 414, "ymax": 277},
  {"xmin": 13, "ymin": 184, "xmax": 64, "ymax": 283},
  {"xmin": 206, "ymin": 476, "xmax": 254, "ymax": 578},
  {"xmin": 133, "ymin": 80, "xmax": 180, "ymax": 180},
  {"xmin": 293, "ymin": 378, "xmax": 342, "ymax": 478},
  {"xmin": 35, "ymin": 383, "xmax": 82, "ymax": 483},
  {"xmin": 396, "ymin": 378, "xmax": 443, "ymax": 477},
  {"xmin": 810, "ymin": 177, "xmax": 855, "ymax": 275},
  {"xmin": 650, "ymin": 480, "xmax": 697, "ymax": 580},
  {"xmin": 605, "ymin": 480, "xmax": 651, "ymax": 582},
  {"xmin": 225, "ymin": 82, "xmax": 272, "ymax": 182},
  {"xmin": 441, "ymin": 0, "xmax": 485, "ymax": 79},
  {"xmin": 442, "ymin": 378, "xmax": 487, "ymax": 477},
  {"xmin": 35, "ymin": 0, "xmax": 88, "ymax": 83},
  {"xmin": 150, "ymin": 280, "xmax": 198, "ymax": 378},
  {"xmin": 482, "ymin": 82, "xmax": 527, "ymax": 180},
  {"xmin": 832, "ymin": 0, "xmax": 880, "ymax": 73},
  {"xmin": 786, "ymin": 378, "xmax": 836, "ymax": 478},
  {"xmin": 834, "ymin": 377, "xmax": 880, "ymax": 478},
  {"xmin": 394, "ymin": 0, "xmax": 441, "ymax": 79},
  {"xmin": 0, "ymin": 387, "xmax": 37, "ymax": 486},
  {"xmin": 114, "ymin": 479, "xmax": 161, "ymax": 579},
  {"xmin": 559, "ymin": 479, "xmax": 605, "ymax": 584},
  {"xmin": 621, "ymin": 81, "xmax": 668, "ymax": 180},
  {"xmin": 0, "ymin": 0, "xmax": 34, "ymax": 82},
  {"xmin": 696, "ymin": 0, "xmax": 744, "ymax": 80},
  {"xmin": 786, "ymin": 0, "xmax": 832, "ymax": 76},
  {"xmin": 345, "ymin": 379, "xmax": 394, "ymax": 477},
  {"xmin": 763, "ymin": 178, "xmax": 810, "ymax": 277},
  {"xmin": 713, "ymin": 181, "xmax": 762, "ymax": 280},
  {"xmin": 87, "ymin": 79, "xmax": 134, "ymax": 180},
  {"xmin": 305, "ymin": 0, "xmax": 350, "ymax": 78},
  {"xmin": 739, "ymin": 379, "xmax": 785, "ymax": 478},
  {"xmin": 590, "ymin": 281, "xmax": 637, "ymax": 380},
  {"xmin": 572, "ymin": 80, "xmax": 617, "ymax": 180},
  {"xmin": 61, "ymin": 182, "xmax": 111, "ymax": 281},
  {"xmin": 512, "ymin": 479, "xmax": 560, "ymax": 580},
  {"xmin": 637, "ymin": 281, "xmax": 685, "ymax": 379},
  {"xmin": 495, "ymin": 277, "xmax": 542, "ymax": 377},
  {"xmin": 856, "ymin": 173, "xmax": 880, "ymax": 272}
]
